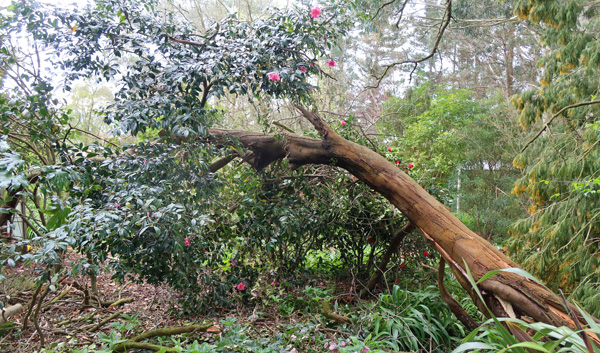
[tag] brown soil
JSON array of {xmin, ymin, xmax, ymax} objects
[{"xmin": 0, "ymin": 251, "xmax": 198, "ymax": 352}]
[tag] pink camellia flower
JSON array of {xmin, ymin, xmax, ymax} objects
[
  {"xmin": 329, "ymin": 343, "xmax": 337, "ymax": 350},
  {"xmin": 388, "ymin": 147, "xmax": 393, "ymax": 152},
  {"xmin": 268, "ymin": 72, "xmax": 280, "ymax": 81},
  {"xmin": 340, "ymin": 120, "xmax": 346, "ymax": 126},
  {"xmin": 362, "ymin": 347, "xmax": 370, "ymax": 353},
  {"xmin": 290, "ymin": 349, "xmax": 297, "ymax": 353},
  {"xmin": 236, "ymin": 282, "xmax": 246, "ymax": 291},
  {"xmin": 271, "ymin": 281, "xmax": 275, "ymax": 286},
  {"xmin": 423, "ymin": 251, "xmax": 429, "ymax": 257},
  {"xmin": 184, "ymin": 238, "xmax": 191, "ymax": 246},
  {"xmin": 310, "ymin": 6, "xmax": 321, "ymax": 19},
  {"xmin": 340, "ymin": 341, "xmax": 346, "ymax": 347},
  {"xmin": 408, "ymin": 163, "xmax": 414, "ymax": 169},
  {"xmin": 326, "ymin": 59, "xmax": 336, "ymax": 67},
  {"xmin": 300, "ymin": 66, "xmax": 307, "ymax": 73}
]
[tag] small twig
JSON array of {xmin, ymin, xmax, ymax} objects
[
  {"xmin": 372, "ymin": 0, "xmax": 398, "ymax": 19},
  {"xmin": 67, "ymin": 125, "xmax": 118, "ymax": 147},
  {"xmin": 521, "ymin": 100, "xmax": 600, "ymax": 153},
  {"xmin": 100, "ymin": 297, "xmax": 134, "ymax": 308},
  {"xmin": 558, "ymin": 289, "xmax": 594, "ymax": 353},
  {"xmin": 272, "ymin": 121, "xmax": 295, "ymax": 133},
  {"xmin": 370, "ymin": 0, "xmax": 452, "ymax": 88},
  {"xmin": 42, "ymin": 283, "xmax": 72, "ymax": 310},
  {"xmin": 14, "ymin": 209, "xmax": 44, "ymax": 238},
  {"xmin": 22, "ymin": 284, "xmax": 43, "ymax": 332},
  {"xmin": 394, "ymin": 0, "xmax": 410, "ymax": 27},
  {"xmin": 87, "ymin": 312, "xmax": 120, "ymax": 332},
  {"xmin": 32, "ymin": 285, "xmax": 50, "ymax": 346}
]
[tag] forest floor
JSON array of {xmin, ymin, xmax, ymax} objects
[{"xmin": 0, "ymin": 252, "xmax": 361, "ymax": 353}]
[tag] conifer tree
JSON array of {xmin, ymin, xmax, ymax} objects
[{"xmin": 509, "ymin": 0, "xmax": 600, "ymax": 316}]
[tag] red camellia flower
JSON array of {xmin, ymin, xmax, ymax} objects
[
  {"xmin": 388, "ymin": 147, "xmax": 392, "ymax": 152},
  {"xmin": 368, "ymin": 237, "xmax": 375, "ymax": 243},
  {"xmin": 184, "ymin": 238, "xmax": 191, "ymax": 246},
  {"xmin": 310, "ymin": 6, "xmax": 321, "ymax": 19},
  {"xmin": 408, "ymin": 163, "xmax": 414, "ymax": 169},
  {"xmin": 423, "ymin": 251, "xmax": 429, "ymax": 257},
  {"xmin": 400, "ymin": 262, "xmax": 406, "ymax": 267},
  {"xmin": 300, "ymin": 66, "xmax": 307, "ymax": 73},
  {"xmin": 326, "ymin": 59, "xmax": 336, "ymax": 67},
  {"xmin": 236, "ymin": 282, "xmax": 246, "ymax": 291},
  {"xmin": 268, "ymin": 72, "xmax": 280, "ymax": 81},
  {"xmin": 395, "ymin": 160, "xmax": 400, "ymax": 165}
]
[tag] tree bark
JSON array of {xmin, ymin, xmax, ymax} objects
[{"xmin": 210, "ymin": 106, "xmax": 599, "ymax": 342}]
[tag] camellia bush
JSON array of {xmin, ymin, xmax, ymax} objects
[{"xmin": 1, "ymin": 0, "xmax": 434, "ymax": 312}]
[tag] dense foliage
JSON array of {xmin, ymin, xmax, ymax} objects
[
  {"xmin": 508, "ymin": 0, "xmax": 600, "ymax": 316},
  {"xmin": 2, "ymin": 0, "xmax": 600, "ymax": 351}
]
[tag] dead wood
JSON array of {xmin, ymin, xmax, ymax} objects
[
  {"xmin": 321, "ymin": 301, "xmax": 350, "ymax": 324},
  {"xmin": 437, "ymin": 258, "xmax": 479, "ymax": 330},
  {"xmin": 208, "ymin": 106, "xmax": 600, "ymax": 345},
  {"xmin": 100, "ymin": 297, "xmax": 133, "ymax": 308},
  {"xmin": 112, "ymin": 324, "xmax": 214, "ymax": 353}
]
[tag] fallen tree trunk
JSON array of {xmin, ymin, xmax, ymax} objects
[{"xmin": 210, "ymin": 106, "xmax": 599, "ymax": 342}]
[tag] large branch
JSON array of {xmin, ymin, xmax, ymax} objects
[{"xmin": 209, "ymin": 106, "xmax": 599, "ymax": 343}]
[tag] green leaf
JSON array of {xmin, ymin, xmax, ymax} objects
[
  {"xmin": 452, "ymin": 342, "xmax": 495, "ymax": 352},
  {"xmin": 476, "ymin": 267, "xmax": 545, "ymax": 285}
]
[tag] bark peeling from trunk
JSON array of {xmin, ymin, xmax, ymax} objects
[{"xmin": 210, "ymin": 106, "xmax": 599, "ymax": 343}]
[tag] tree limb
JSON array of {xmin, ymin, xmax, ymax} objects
[
  {"xmin": 360, "ymin": 221, "xmax": 415, "ymax": 298},
  {"xmin": 113, "ymin": 324, "xmax": 214, "ymax": 352},
  {"xmin": 520, "ymin": 99, "xmax": 600, "ymax": 153},
  {"xmin": 370, "ymin": 0, "xmax": 452, "ymax": 88},
  {"xmin": 438, "ymin": 257, "xmax": 479, "ymax": 330},
  {"xmin": 207, "ymin": 106, "xmax": 600, "ymax": 344}
]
